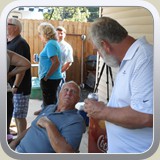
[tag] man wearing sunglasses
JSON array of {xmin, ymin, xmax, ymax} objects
[{"xmin": 7, "ymin": 18, "xmax": 31, "ymax": 137}]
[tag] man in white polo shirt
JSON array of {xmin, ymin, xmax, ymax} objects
[
  {"xmin": 84, "ymin": 17, "xmax": 153, "ymax": 153},
  {"xmin": 54, "ymin": 26, "xmax": 74, "ymax": 103},
  {"xmin": 56, "ymin": 26, "xmax": 73, "ymax": 86}
]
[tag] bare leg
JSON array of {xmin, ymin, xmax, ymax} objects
[{"xmin": 15, "ymin": 118, "xmax": 27, "ymax": 136}]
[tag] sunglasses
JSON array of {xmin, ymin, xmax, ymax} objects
[{"xmin": 7, "ymin": 23, "xmax": 16, "ymax": 26}]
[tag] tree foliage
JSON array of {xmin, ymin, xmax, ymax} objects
[{"xmin": 43, "ymin": 7, "xmax": 99, "ymax": 22}]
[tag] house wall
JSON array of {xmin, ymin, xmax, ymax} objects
[{"xmin": 97, "ymin": 7, "xmax": 153, "ymax": 102}]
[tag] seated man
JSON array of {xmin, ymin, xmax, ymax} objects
[{"xmin": 9, "ymin": 81, "xmax": 86, "ymax": 153}]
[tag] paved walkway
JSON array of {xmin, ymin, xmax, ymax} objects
[{"xmin": 18, "ymin": 99, "xmax": 88, "ymax": 153}]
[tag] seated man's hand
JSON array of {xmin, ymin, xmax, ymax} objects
[{"xmin": 36, "ymin": 116, "xmax": 53, "ymax": 128}]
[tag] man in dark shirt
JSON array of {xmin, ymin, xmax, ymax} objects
[{"xmin": 7, "ymin": 18, "xmax": 31, "ymax": 136}]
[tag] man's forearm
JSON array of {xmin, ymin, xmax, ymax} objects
[
  {"xmin": 102, "ymin": 106, "xmax": 153, "ymax": 129},
  {"xmin": 45, "ymin": 122, "xmax": 75, "ymax": 153},
  {"xmin": 84, "ymin": 100, "xmax": 153, "ymax": 129}
]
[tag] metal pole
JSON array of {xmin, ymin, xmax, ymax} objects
[{"xmin": 80, "ymin": 34, "xmax": 86, "ymax": 88}]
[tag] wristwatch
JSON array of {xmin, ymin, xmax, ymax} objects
[{"xmin": 12, "ymin": 85, "xmax": 19, "ymax": 89}]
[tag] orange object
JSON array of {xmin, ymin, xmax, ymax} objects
[{"xmin": 88, "ymin": 118, "xmax": 108, "ymax": 153}]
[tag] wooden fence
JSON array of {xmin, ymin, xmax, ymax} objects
[{"xmin": 20, "ymin": 19, "xmax": 95, "ymax": 85}]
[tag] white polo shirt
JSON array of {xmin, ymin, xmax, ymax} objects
[
  {"xmin": 106, "ymin": 37, "xmax": 153, "ymax": 153},
  {"xmin": 59, "ymin": 40, "xmax": 73, "ymax": 78}
]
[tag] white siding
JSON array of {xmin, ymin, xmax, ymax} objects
[{"xmin": 96, "ymin": 7, "xmax": 153, "ymax": 102}]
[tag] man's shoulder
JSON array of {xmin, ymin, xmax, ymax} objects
[
  {"xmin": 18, "ymin": 36, "xmax": 29, "ymax": 45},
  {"xmin": 43, "ymin": 104, "xmax": 57, "ymax": 112},
  {"xmin": 67, "ymin": 110, "xmax": 85, "ymax": 122},
  {"xmin": 61, "ymin": 40, "xmax": 72, "ymax": 48},
  {"xmin": 68, "ymin": 111, "xmax": 86, "ymax": 131},
  {"xmin": 13, "ymin": 35, "xmax": 29, "ymax": 48}
]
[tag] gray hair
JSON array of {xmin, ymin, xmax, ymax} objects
[
  {"xmin": 61, "ymin": 81, "xmax": 81, "ymax": 95},
  {"xmin": 89, "ymin": 17, "xmax": 128, "ymax": 49},
  {"xmin": 8, "ymin": 18, "xmax": 22, "ymax": 33},
  {"xmin": 38, "ymin": 22, "xmax": 57, "ymax": 40}
]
